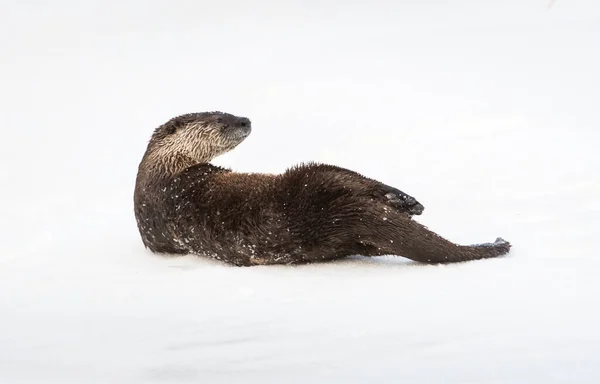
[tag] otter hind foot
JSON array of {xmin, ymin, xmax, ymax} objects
[
  {"xmin": 473, "ymin": 237, "xmax": 512, "ymax": 255},
  {"xmin": 494, "ymin": 237, "xmax": 508, "ymax": 245},
  {"xmin": 384, "ymin": 191, "xmax": 425, "ymax": 215}
]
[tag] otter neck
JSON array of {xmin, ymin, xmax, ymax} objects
[{"xmin": 141, "ymin": 148, "xmax": 212, "ymax": 181}]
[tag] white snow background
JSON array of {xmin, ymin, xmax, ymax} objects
[{"xmin": 1, "ymin": 0, "xmax": 599, "ymax": 383}]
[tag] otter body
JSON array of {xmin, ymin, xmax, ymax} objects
[{"xmin": 134, "ymin": 112, "xmax": 510, "ymax": 266}]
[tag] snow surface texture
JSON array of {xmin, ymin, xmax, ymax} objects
[{"xmin": 1, "ymin": 0, "xmax": 599, "ymax": 383}]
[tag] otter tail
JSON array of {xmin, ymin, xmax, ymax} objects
[{"xmin": 387, "ymin": 217, "xmax": 511, "ymax": 263}]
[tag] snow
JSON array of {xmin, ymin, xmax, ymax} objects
[{"xmin": 1, "ymin": 0, "xmax": 599, "ymax": 382}]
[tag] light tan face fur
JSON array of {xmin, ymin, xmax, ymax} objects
[
  {"xmin": 144, "ymin": 113, "xmax": 251, "ymax": 175},
  {"xmin": 168, "ymin": 120, "xmax": 249, "ymax": 163}
]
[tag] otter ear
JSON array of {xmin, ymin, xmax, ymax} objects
[
  {"xmin": 163, "ymin": 119, "xmax": 182, "ymax": 135},
  {"xmin": 165, "ymin": 124, "xmax": 177, "ymax": 134}
]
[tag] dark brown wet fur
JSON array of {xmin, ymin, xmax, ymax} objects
[{"xmin": 134, "ymin": 112, "xmax": 511, "ymax": 266}]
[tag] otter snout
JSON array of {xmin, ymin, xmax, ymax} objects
[
  {"xmin": 230, "ymin": 116, "xmax": 251, "ymax": 137},
  {"xmin": 235, "ymin": 117, "xmax": 251, "ymax": 128}
]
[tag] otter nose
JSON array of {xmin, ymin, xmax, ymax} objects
[{"xmin": 235, "ymin": 117, "xmax": 251, "ymax": 128}]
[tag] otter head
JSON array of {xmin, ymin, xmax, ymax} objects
[{"xmin": 147, "ymin": 111, "xmax": 251, "ymax": 168}]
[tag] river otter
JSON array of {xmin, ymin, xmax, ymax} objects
[{"xmin": 134, "ymin": 111, "xmax": 511, "ymax": 266}]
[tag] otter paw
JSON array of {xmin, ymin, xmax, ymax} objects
[
  {"xmin": 384, "ymin": 191, "xmax": 425, "ymax": 215},
  {"xmin": 493, "ymin": 237, "xmax": 511, "ymax": 254},
  {"xmin": 476, "ymin": 237, "xmax": 512, "ymax": 255}
]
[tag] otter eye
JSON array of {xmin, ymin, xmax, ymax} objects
[{"xmin": 216, "ymin": 117, "xmax": 224, "ymax": 124}]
